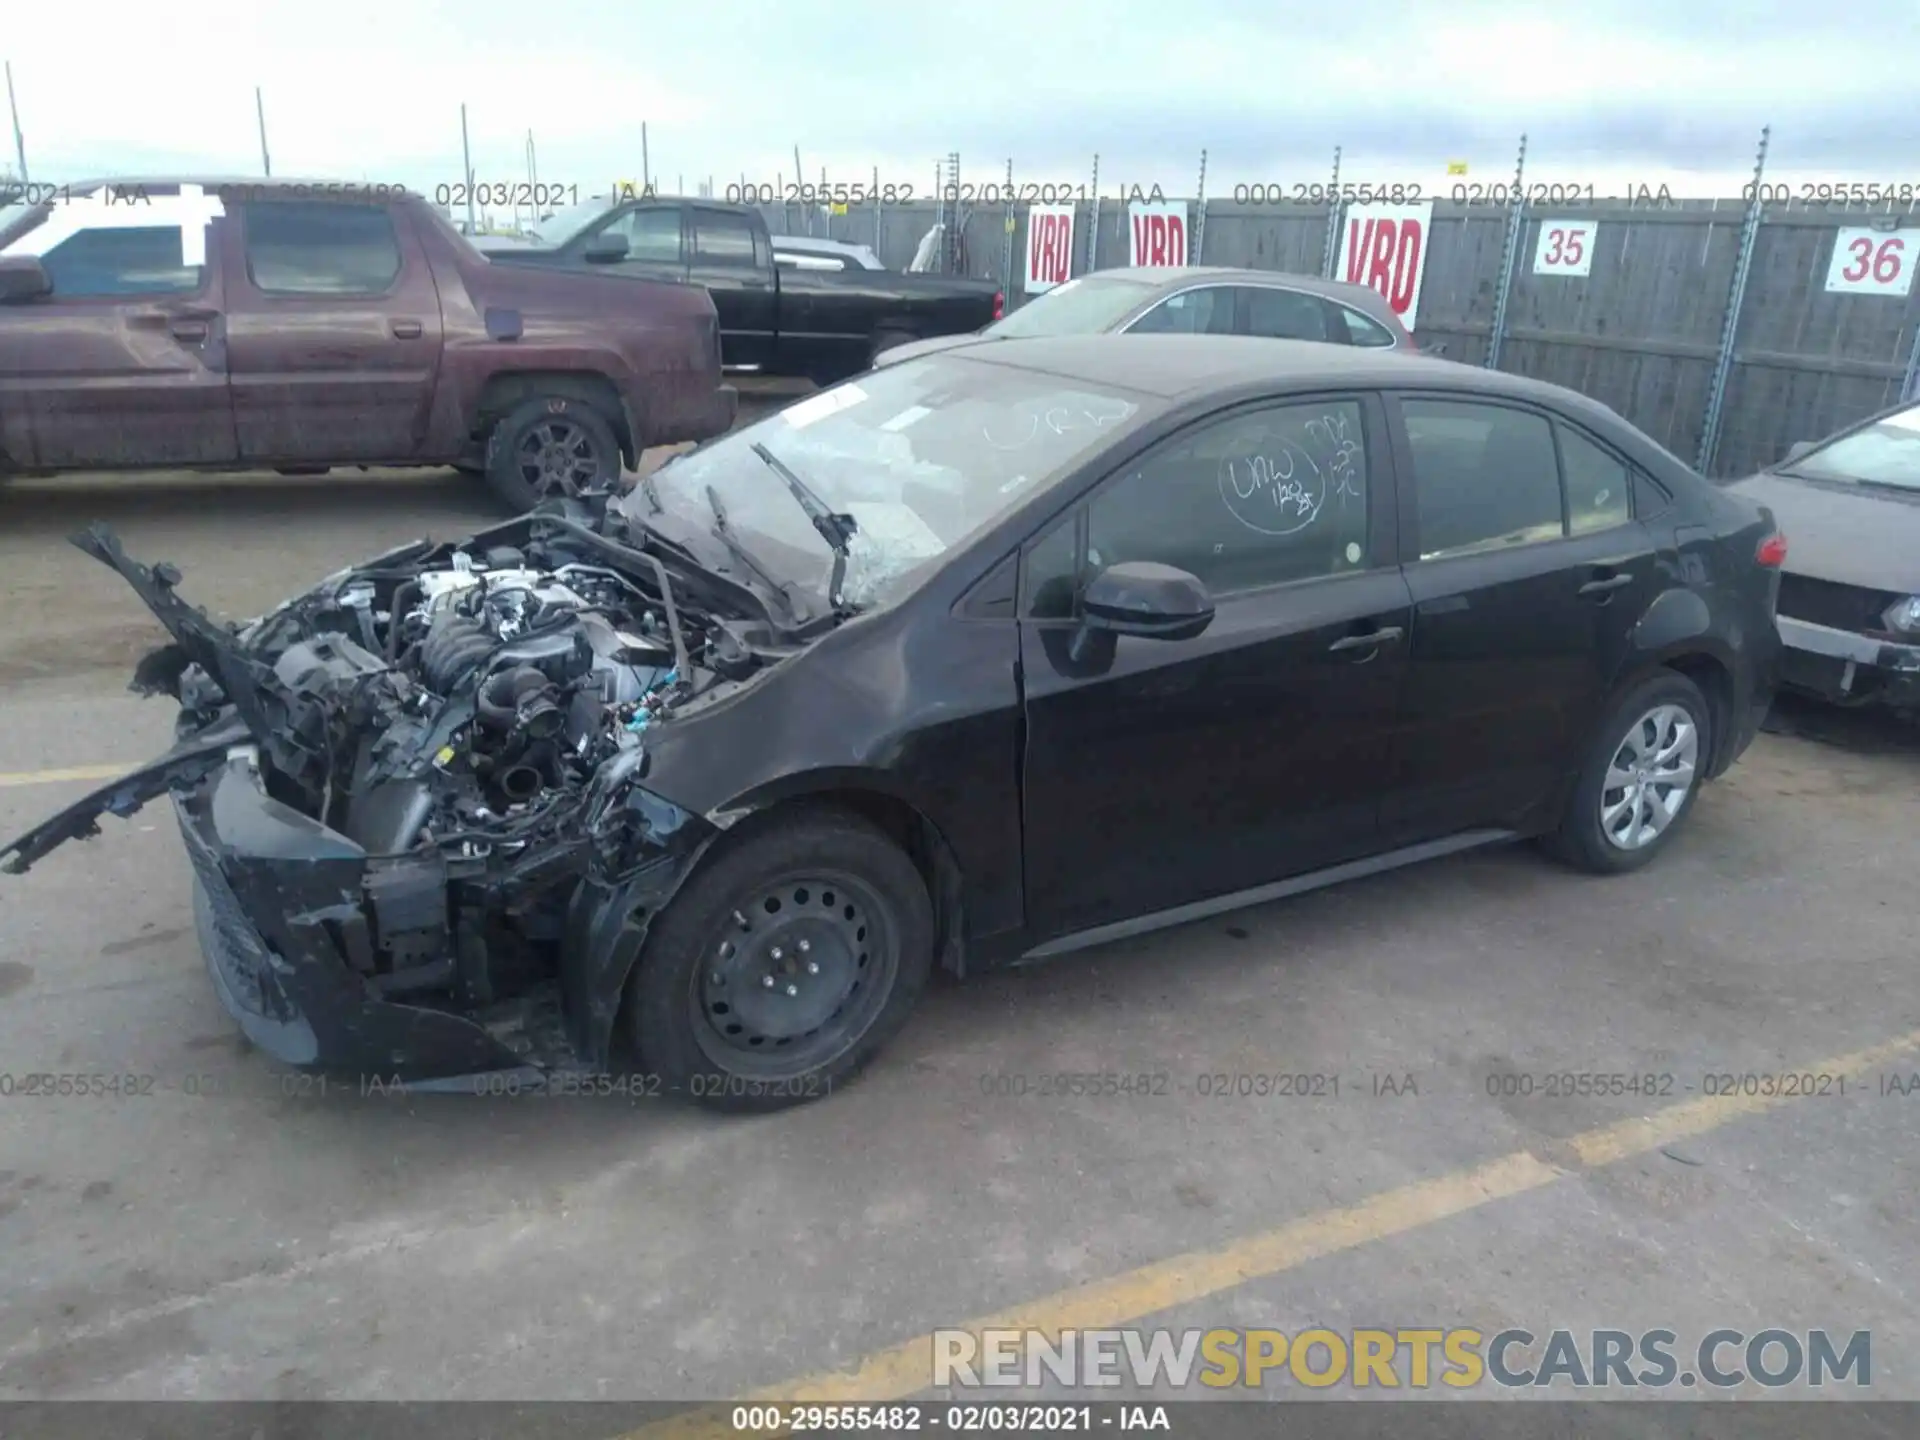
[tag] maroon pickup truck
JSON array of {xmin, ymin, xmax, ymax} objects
[{"xmin": 0, "ymin": 178, "xmax": 738, "ymax": 508}]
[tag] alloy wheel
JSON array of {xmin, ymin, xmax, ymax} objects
[{"xmin": 1599, "ymin": 702, "xmax": 1699, "ymax": 851}]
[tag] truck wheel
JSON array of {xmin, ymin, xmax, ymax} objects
[
  {"xmin": 625, "ymin": 807, "xmax": 934, "ymax": 1113},
  {"xmin": 483, "ymin": 396, "xmax": 623, "ymax": 510}
]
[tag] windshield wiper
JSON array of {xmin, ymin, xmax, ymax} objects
[
  {"xmin": 750, "ymin": 442, "xmax": 859, "ymax": 609},
  {"xmin": 705, "ymin": 485, "xmax": 802, "ymax": 620}
]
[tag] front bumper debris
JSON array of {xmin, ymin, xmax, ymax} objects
[
  {"xmin": 172, "ymin": 752, "xmax": 712, "ymax": 1084},
  {"xmin": 1776, "ymin": 616, "xmax": 1920, "ymax": 707}
]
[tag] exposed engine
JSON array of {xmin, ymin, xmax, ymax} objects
[
  {"xmin": 1, "ymin": 513, "xmax": 799, "ymax": 1020},
  {"xmin": 383, "ymin": 551, "xmax": 681, "ymax": 817}
]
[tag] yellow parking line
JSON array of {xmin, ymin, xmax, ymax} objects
[
  {"xmin": 0, "ymin": 762, "xmax": 134, "ymax": 789},
  {"xmin": 625, "ymin": 1026, "xmax": 1920, "ymax": 1439}
]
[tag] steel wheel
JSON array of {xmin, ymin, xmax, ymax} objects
[
  {"xmin": 1599, "ymin": 702, "xmax": 1699, "ymax": 851},
  {"xmin": 690, "ymin": 869, "xmax": 900, "ymax": 1079},
  {"xmin": 513, "ymin": 417, "xmax": 604, "ymax": 499}
]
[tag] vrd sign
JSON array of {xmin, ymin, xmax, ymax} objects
[{"xmin": 1336, "ymin": 201, "xmax": 1434, "ymax": 332}]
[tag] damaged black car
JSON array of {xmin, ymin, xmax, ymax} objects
[{"xmin": 3, "ymin": 337, "xmax": 1783, "ymax": 1112}]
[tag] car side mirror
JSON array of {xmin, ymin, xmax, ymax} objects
[
  {"xmin": 582, "ymin": 233, "xmax": 630, "ymax": 264},
  {"xmin": 1783, "ymin": 440, "xmax": 1816, "ymax": 464},
  {"xmin": 1080, "ymin": 561, "xmax": 1215, "ymax": 641},
  {"xmin": 0, "ymin": 255, "xmax": 52, "ymax": 302}
]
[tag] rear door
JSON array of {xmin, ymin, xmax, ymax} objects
[
  {"xmin": 1231, "ymin": 284, "xmax": 1339, "ymax": 345},
  {"xmin": 1017, "ymin": 392, "xmax": 1412, "ymax": 941},
  {"xmin": 0, "ymin": 192, "xmax": 236, "ymax": 468},
  {"xmin": 224, "ymin": 199, "xmax": 444, "ymax": 464},
  {"xmin": 686, "ymin": 207, "xmax": 776, "ymax": 369},
  {"xmin": 1382, "ymin": 393, "xmax": 1662, "ymax": 843}
]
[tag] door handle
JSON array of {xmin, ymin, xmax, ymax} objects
[
  {"xmin": 168, "ymin": 319, "xmax": 210, "ymax": 342},
  {"xmin": 390, "ymin": 319, "xmax": 424, "ymax": 339},
  {"xmin": 1328, "ymin": 626, "xmax": 1404, "ymax": 654},
  {"xmin": 1578, "ymin": 574, "xmax": 1633, "ymax": 597}
]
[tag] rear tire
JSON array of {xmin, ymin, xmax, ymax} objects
[
  {"xmin": 1540, "ymin": 670, "xmax": 1712, "ymax": 875},
  {"xmin": 482, "ymin": 395, "xmax": 623, "ymax": 511},
  {"xmin": 626, "ymin": 808, "xmax": 934, "ymax": 1113}
]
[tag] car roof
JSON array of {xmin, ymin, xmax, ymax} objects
[
  {"xmin": 949, "ymin": 334, "xmax": 1602, "ymax": 410},
  {"xmin": 1077, "ymin": 265, "xmax": 1390, "ymax": 306},
  {"xmin": 58, "ymin": 176, "xmax": 419, "ymax": 195}
]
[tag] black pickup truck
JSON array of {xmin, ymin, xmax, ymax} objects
[{"xmin": 481, "ymin": 196, "xmax": 1002, "ymax": 384}]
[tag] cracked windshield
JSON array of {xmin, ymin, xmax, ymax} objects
[{"xmin": 635, "ymin": 358, "xmax": 1140, "ymax": 606}]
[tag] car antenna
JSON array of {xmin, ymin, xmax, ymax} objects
[{"xmin": 749, "ymin": 441, "xmax": 858, "ymax": 609}]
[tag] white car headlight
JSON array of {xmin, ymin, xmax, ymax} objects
[{"xmin": 1881, "ymin": 595, "xmax": 1920, "ymax": 635}]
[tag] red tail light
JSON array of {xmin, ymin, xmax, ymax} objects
[
  {"xmin": 1756, "ymin": 531, "xmax": 1788, "ymax": 567},
  {"xmin": 992, "ymin": 290, "xmax": 1005, "ymax": 321}
]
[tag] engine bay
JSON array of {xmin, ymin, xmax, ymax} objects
[{"xmin": 0, "ymin": 511, "xmax": 813, "ymax": 1015}]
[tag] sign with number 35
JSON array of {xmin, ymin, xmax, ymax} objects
[
  {"xmin": 1532, "ymin": 220, "xmax": 1594, "ymax": 277},
  {"xmin": 1824, "ymin": 227, "xmax": 1914, "ymax": 296}
]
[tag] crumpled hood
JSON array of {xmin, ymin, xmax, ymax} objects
[{"xmin": 1724, "ymin": 472, "xmax": 1920, "ymax": 594}]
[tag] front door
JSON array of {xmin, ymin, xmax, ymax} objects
[
  {"xmin": 0, "ymin": 191, "xmax": 236, "ymax": 468},
  {"xmin": 1383, "ymin": 394, "xmax": 1663, "ymax": 842},
  {"xmin": 1017, "ymin": 394, "xmax": 1413, "ymax": 941},
  {"xmin": 224, "ymin": 200, "xmax": 444, "ymax": 464}
]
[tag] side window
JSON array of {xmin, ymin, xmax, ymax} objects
[
  {"xmin": 244, "ymin": 202, "xmax": 401, "ymax": 294},
  {"xmin": 39, "ymin": 227, "xmax": 202, "ymax": 297},
  {"xmin": 1402, "ymin": 400, "xmax": 1564, "ymax": 560},
  {"xmin": 1069, "ymin": 400, "xmax": 1371, "ymax": 599},
  {"xmin": 1631, "ymin": 470, "xmax": 1673, "ymax": 519},
  {"xmin": 690, "ymin": 211, "xmax": 758, "ymax": 265},
  {"xmin": 1127, "ymin": 287, "xmax": 1233, "ymax": 335},
  {"xmin": 1337, "ymin": 306, "xmax": 1398, "ymax": 348},
  {"xmin": 607, "ymin": 207, "xmax": 682, "ymax": 263},
  {"xmin": 1237, "ymin": 286, "xmax": 1330, "ymax": 342},
  {"xmin": 1023, "ymin": 511, "xmax": 1082, "ymax": 618},
  {"xmin": 1555, "ymin": 423, "xmax": 1632, "ymax": 535}
]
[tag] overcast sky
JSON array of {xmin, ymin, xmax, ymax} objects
[{"xmin": 5, "ymin": 0, "xmax": 1915, "ymax": 207}]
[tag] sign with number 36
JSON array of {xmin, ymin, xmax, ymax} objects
[
  {"xmin": 1825, "ymin": 227, "xmax": 1914, "ymax": 296},
  {"xmin": 1532, "ymin": 220, "xmax": 1594, "ymax": 277}
]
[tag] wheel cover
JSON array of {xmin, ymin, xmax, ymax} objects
[
  {"xmin": 514, "ymin": 418, "xmax": 605, "ymax": 498},
  {"xmin": 689, "ymin": 868, "xmax": 899, "ymax": 1078},
  {"xmin": 1599, "ymin": 702, "xmax": 1699, "ymax": 851}
]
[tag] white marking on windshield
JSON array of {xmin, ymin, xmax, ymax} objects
[{"xmin": 782, "ymin": 384, "xmax": 868, "ymax": 430}]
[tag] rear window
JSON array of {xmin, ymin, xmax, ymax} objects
[{"xmin": 1338, "ymin": 305, "xmax": 1398, "ymax": 347}]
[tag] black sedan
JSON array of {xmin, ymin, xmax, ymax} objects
[
  {"xmin": 1726, "ymin": 396, "xmax": 1920, "ymax": 710},
  {"xmin": 874, "ymin": 266, "xmax": 1419, "ymax": 371},
  {"xmin": 3, "ymin": 337, "xmax": 1783, "ymax": 1112}
]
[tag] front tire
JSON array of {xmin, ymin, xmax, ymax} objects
[
  {"xmin": 1542, "ymin": 670, "xmax": 1711, "ymax": 874},
  {"xmin": 626, "ymin": 808, "xmax": 934, "ymax": 1113},
  {"xmin": 483, "ymin": 395, "xmax": 623, "ymax": 510}
]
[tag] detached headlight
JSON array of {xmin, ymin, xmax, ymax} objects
[{"xmin": 1882, "ymin": 596, "xmax": 1920, "ymax": 635}]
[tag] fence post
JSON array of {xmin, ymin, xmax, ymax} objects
[
  {"xmin": 1001, "ymin": 157, "xmax": 1015, "ymax": 291},
  {"xmin": 1319, "ymin": 146, "xmax": 1343, "ymax": 279},
  {"xmin": 932, "ymin": 159, "xmax": 945, "ymax": 273},
  {"xmin": 1901, "ymin": 309, "xmax": 1920, "ymax": 403},
  {"xmin": 947, "ymin": 152, "xmax": 963, "ymax": 271},
  {"xmin": 1485, "ymin": 134, "xmax": 1529, "ymax": 370},
  {"xmin": 1192, "ymin": 149, "xmax": 1208, "ymax": 264},
  {"xmin": 1085, "ymin": 154, "xmax": 1100, "ymax": 276},
  {"xmin": 1696, "ymin": 125, "xmax": 1771, "ymax": 475}
]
